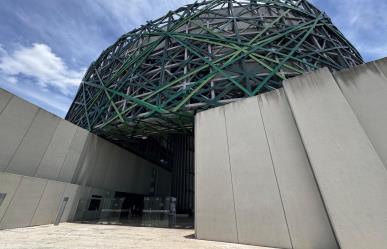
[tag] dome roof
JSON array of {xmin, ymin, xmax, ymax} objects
[{"xmin": 67, "ymin": 0, "xmax": 362, "ymax": 141}]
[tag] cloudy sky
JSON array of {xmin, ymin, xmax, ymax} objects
[{"xmin": 0, "ymin": 0, "xmax": 385, "ymax": 117}]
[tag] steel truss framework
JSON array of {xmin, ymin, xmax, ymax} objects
[{"xmin": 66, "ymin": 0, "xmax": 363, "ymax": 142}]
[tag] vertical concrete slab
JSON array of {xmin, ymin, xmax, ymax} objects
[
  {"xmin": 0, "ymin": 89, "xmax": 12, "ymax": 114},
  {"xmin": 101, "ymin": 145, "xmax": 124, "ymax": 190},
  {"xmin": 0, "ymin": 173, "xmax": 22, "ymax": 222},
  {"xmin": 334, "ymin": 61, "xmax": 387, "ymax": 169},
  {"xmin": 284, "ymin": 68, "xmax": 387, "ymax": 249},
  {"xmin": 7, "ymin": 109, "xmax": 60, "ymax": 176},
  {"xmin": 224, "ymin": 97, "xmax": 292, "ymax": 248},
  {"xmin": 0, "ymin": 176, "xmax": 46, "ymax": 229},
  {"xmin": 30, "ymin": 180, "xmax": 66, "ymax": 226},
  {"xmin": 74, "ymin": 134, "xmax": 99, "ymax": 186},
  {"xmin": 57, "ymin": 127, "xmax": 89, "ymax": 182},
  {"xmin": 0, "ymin": 97, "xmax": 39, "ymax": 171},
  {"xmin": 195, "ymin": 107, "xmax": 238, "ymax": 243},
  {"xmin": 60, "ymin": 183, "xmax": 83, "ymax": 222},
  {"xmin": 88, "ymin": 138, "xmax": 111, "ymax": 188},
  {"xmin": 35, "ymin": 120, "xmax": 77, "ymax": 180},
  {"xmin": 259, "ymin": 89, "xmax": 338, "ymax": 249}
]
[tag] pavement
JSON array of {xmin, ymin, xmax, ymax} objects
[{"xmin": 0, "ymin": 223, "xmax": 279, "ymax": 249}]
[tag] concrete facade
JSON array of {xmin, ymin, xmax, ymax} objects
[
  {"xmin": 258, "ymin": 89, "xmax": 338, "ymax": 249},
  {"xmin": 285, "ymin": 67, "xmax": 387, "ymax": 249},
  {"xmin": 0, "ymin": 91, "xmax": 171, "ymax": 230},
  {"xmin": 195, "ymin": 107, "xmax": 238, "ymax": 243},
  {"xmin": 334, "ymin": 59, "xmax": 387, "ymax": 168},
  {"xmin": 196, "ymin": 58, "xmax": 387, "ymax": 249}
]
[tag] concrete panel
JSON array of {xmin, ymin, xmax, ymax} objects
[
  {"xmin": 334, "ymin": 61, "xmax": 387, "ymax": 169},
  {"xmin": 102, "ymin": 145, "xmax": 124, "ymax": 190},
  {"xmin": 60, "ymin": 184, "xmax": 83, "ymax": 222},
  {"xmin": 74, "ymin": 134, "xmax": 99, "ymax": 186},
  {"xmin": 0, "ymin": 176, "xmax": 46, "ymax": 229},
  {"xmin": 88, "ymin": 138, "xmax": 111, "ymax": 188},
  {"xmin": 258, "ymin": 89, "xmax": 338, "ymax": 249},
  {"xmin": 73, "ymin": 186, "xmax": 92, "ymax": 221},
  {"xmin": 224, "ymin": 97, "xmax": 291, "ymax": 248},
  {"xmin": 374, "ymin": 57, "xmax": 387, "ymax": 75},
  {"xmin": 30, "ymin": 180, "xmax": 66, "ymax": 226},
  {"xmin": 284, "ymin": 68, "xmax": 387, "ymax": 249},
  {"xmin": 0, "ymin": 173, "xmax": 22, "ymax": 222},
  {"xmin": 0, "ymin": 97, "xmax": 39, "ymax": 171},
  {"xmin": 195, "ymin": 107, "xmax": 238, "ymax": 243},
  {"xmin": 0, "ymin": 89, "xmax": 12, "ymax": 114},
  {"xmin": 57, "ymin": 127, "xmax": 89, "ymax": 182},
  {"xmin": 7, "ymin": 109, "xmax": 59, "ymax": 176},
  {"xmin": 35, "ymin": 120, "xmax": 77, "ymax": 180}
]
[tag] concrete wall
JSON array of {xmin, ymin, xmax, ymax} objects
[
  {"xmin": 196, "ymin": 91, "xmax": 337, "ymax": 249},
  {"xmin": 0, "ymin": 172, "xmax": 83, "ymax": 230},
  {"xmin": 258, "ymin": 89, "xmax": 338, "ymax": 249},
  {"xmin": 196, "ymin": 58, "xmax": 387, "ymax": 249},
  {"xmin": 195, "ymin": 107, "xmax": 238, "ymax": 243},
  {"xmin": 224, "ymin": 97, "xmax": 291, "ymax": 248},
  {"xmin": 0, "ymin": 90, "xmax": 171, "ymax": 230},
  {"xmin": 285, "ymin": 68, "xmax": 387, "ymax": 249},
  {"xmin": 334, "ymin": 59, "xmax": 387, "ymax": 169}
]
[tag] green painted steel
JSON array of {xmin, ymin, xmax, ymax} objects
[{"xmin": 66, "ymin": 0, "xmax": 363, "ymax": 142}]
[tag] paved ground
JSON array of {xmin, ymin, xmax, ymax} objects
[{"xmin": 0, "ymin": 223, "xmax": 278, "ymax": 249}]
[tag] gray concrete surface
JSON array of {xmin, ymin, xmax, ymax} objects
[
  {"xmin": 0, "ymin": 90, "xmax": 172, "ymax": 230},
  {"xmin": 334, "ymin": 60, "xmax": 387, "ymax": 169},
  {"xmin": 60, "ymin": 183, "xmax": 82, "ymax": 222},
  {"xmin": 195, "ymin": 58, "xmax": 387, "ymax": 248},
  {"xmin": 0, "ymin": 176, "xmax": 46, "ymax": 229},
  {"xmin": 57, "ymin": 127, "xmax": 89, "ymax": 183},
  {"xmin": 284, "ymin": 68, "xmax": 387, "ymax": 249},
  {"xmin": 30, "ymin": 180, "xmax": 66, "ymax": 226},
  {"xmin": 0, "ymin": 91, "xmax": 170, "ymax": 196},
  {"xmin": 0, "ymin": 223, "xmax": 278, "ymax": 249},
  {"xmin": 0, "ymin": 89, "xmax": 12, "ymax": 114},
  {"xmin": 258, "ymin": 89, "xmax": 338, "ymax": 249},
  {"xmin": 195, "ymin": 90, "xmax": 339, "ymax": 249},
  {"xmin": 195, "ymin": 107, "xmax": 238, "ymax": 243},
  {"xmin": 35, "ymin": 120, "xmax": 78, "ymax": 179},
  {"xmin": 0, "ymin": 96, "xmax": 38, "ymax": 171},
  {"xmin": 7, "ymin": 109, "xmax": 59, "ymax": 176},
  {"xmin": 0, "ymin": 173, "xmax": 22, "ymax": 222},
  {"xmin": 224, "ymin": 97, "xmax": 291, "ymax": 248}
]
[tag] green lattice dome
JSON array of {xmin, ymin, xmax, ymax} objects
[{"xmin": 67, "ymin": 0, "xmax": 362, "ymax": 141}]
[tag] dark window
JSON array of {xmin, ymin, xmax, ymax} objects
[{"xmin": 88, "ymin": 199, "xmax": 101, "ymax": 211}]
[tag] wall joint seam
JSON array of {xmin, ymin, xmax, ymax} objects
[
  {"xmin": 256, "ymin": 97, "xmax": 294, "ymax": 249},
  {"xmin": 223, "ymin": 107, "xmax": 240, "ymax": 243},
  {"xmin": 4, "ymin": 107, "xmax": 40, "ymax": 172}
]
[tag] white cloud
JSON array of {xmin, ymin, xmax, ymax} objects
[
  {"xmin": 0, "ymin": 43, "xmax": 85, "ymax": 95},
  {"xmin": 313, "ymin": 0, "xmax": 387, "ymax": 61},
  {"xmin": 0, "ymin": 76, "xmax": 73, "ymax": 117},
  {"xmin": 4, "ymin": 76, "xmax": 17, "ymax": 84},
  {"xmin": 91, "ymin": 0, "xmax": 196, "ymax": 33}
]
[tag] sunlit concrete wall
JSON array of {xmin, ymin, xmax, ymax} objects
[
  {"xmin": 195, "ymin": 58, "xmax": 387, "ymax": 249},
  {"xmin": 0, "ymin": 91, "xmax": 171, "ymax": 230}
]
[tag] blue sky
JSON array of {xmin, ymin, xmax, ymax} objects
[{"xmin": 0, "ymin": 0, "xmax": 386, "ymax": 117}]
